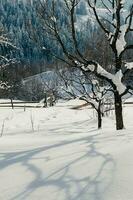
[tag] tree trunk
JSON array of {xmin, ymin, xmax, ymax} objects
[
  {"xmin": 10, "ymin": 98, "xmax": 14, "ymax": 109},
  {"xmin": 114, "ymin": 91, "xmax": 124, "ymax": 130},
  {"xmin": 97, "ymin": 110, "xmax": 102, "ymax": 129}
]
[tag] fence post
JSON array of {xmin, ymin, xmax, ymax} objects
[{"xmin": 11, "ymin": 98, "xmax": 14, "ymax": 109}]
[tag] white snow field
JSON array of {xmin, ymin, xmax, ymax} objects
[{"xmin": 0, "ymin": 99, "xmax": 133, "ymax": 200}]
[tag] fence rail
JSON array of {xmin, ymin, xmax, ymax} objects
[
  {"xmin": 0, "ymin": 101, "xmax": 38, "ymax": 104},
  {"xmin": 0, "ymin": 100, "xmax": 132, "ymax": 109},
  {"xmin": 0, "ymin": 101, "xmax": 40, "ymax": 108}
]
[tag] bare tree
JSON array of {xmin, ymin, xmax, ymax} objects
[
  {"xmin": 59, "ymin": 68, "xmax": 112, "ymax": 129},
  {"xmin": 37, "ymin": 0, "xmax": 133, "ymax": 130}
]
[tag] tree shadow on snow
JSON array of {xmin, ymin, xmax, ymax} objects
[{"xmin": 0, "ymin": 133, "xmax": 116, "ymax": 200}]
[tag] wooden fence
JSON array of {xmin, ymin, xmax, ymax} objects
[
  {"xmin": 0, "ymin": 100, "xmax": 132, "ymax": 109},
  {"xmin": 0, "ymin": 101, "xmax": 40, "ymax": 108}
]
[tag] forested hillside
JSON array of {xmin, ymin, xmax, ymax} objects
[
  {"xmin": 1, "ymin": 0, "xmax": 132, "ymax": 71},
  {"xmin": 0, "ymin": 1, "xmax": 87, "ymax": 72},
  {"xmin": 0, "ymin": 0, "xmax": 49, "ymax": 73},
  {"xmin": 0, "ymin": 0, "xmax": 111, "ymax": 74}
]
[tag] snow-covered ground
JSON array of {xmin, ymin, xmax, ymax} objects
[{"xmin": 0, "ymin": 99, "xmax": 133, "ymax": 200}]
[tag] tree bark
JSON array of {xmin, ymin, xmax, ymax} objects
[
  {"xmin": 97, "ymin": 110, "xmax": 102, "ymax": 129},
  {"xmin": 114, "ymin": 91, "xmax": 124, "ymax": 130}
]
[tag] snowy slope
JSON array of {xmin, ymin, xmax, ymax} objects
[{"xmin": 0, "ymin": 99, "xmax": 133, "ymax": 200}]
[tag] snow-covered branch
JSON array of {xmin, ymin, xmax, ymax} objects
[
  {"xmin": 0, "ymin": 36, "xmax": 17, "ymax": 49},
  {"xmin": 125, "ymin": 62, "xmax": 133, "ymax": 70},
  {"xmin": 80, "ymin": 62, "xmax": 126, "ymax": 95}
]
